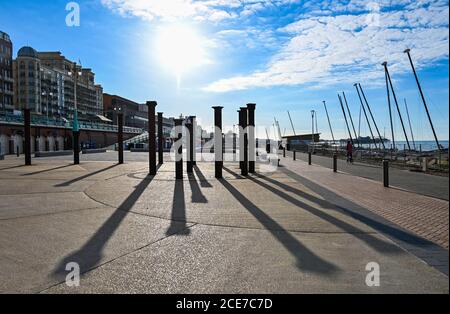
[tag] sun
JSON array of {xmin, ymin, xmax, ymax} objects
[{"xmin": 155, "ymin": 24, "xmax": 209, "ymax": 86}]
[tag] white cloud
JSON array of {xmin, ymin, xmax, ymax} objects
[
  {"xmin": 101, "ymin": 0, "xmax": 234, "ymax": 22},
  {"xmin": 205, "ymin": 1, "xmax": 449, "ymax": 92},
  {"xmin": 101, "ymin": 0, "xmax": 296, "ymax": 22}
]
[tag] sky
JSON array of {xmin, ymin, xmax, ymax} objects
[{"xmin": 0, "ymin": 0, "xmax": 448, "ymax": 141}]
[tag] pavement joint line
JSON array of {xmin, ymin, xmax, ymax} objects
[
  {"xmin": 104, "ymin": 167, "xmax": 149, "ymax": 181},
  {"xmin": 0, "ymin": 206, "xmax": 113, "ymax": 221},
  {"xmin": 83, "ymin": 186, "xmax": 380, "ymax": 235},
  {"xmin": 37, "ymin": 222, "xmax": 199, "ymax": 294},
  {"xmin": 0, "ymin": 177, "xmax": 67, "ymax": 181},
  {"xmin": 35, "ymin": 221, "xmax": 382, "ymax": 294},
  {"xmin": 0, "ymin": 190, "xmax": 87, "ymax": 196}
]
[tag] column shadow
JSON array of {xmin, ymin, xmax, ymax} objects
[
  {"xmin": 218, "ymin": 178, "xmax": 339, "ymax": 274},
  {"xmin": 22, "ymin": 164, "xmax": 74, "ymax": 176},
  {"xmin": 238, "ymin": 171, "xmax": 401, "ymax": 254},
  {"xmin": 223, "ymin": 166, "xmax": 242, "ymax": 179},
  {"xmin": 193, "ymin": 164, "xmax": 213, "ymax": 188},
  {"xmin": 278, "ymin": 168, "xmax": 437, "ymax": 248},
  {"xmin": 0, "ymin": 165, "xmax": 27, "ymax": 171},
  {"xmin": 52, "ymin": 174, "xmax": 155, "ymax": 280},
  {"xmin": 166, "ymin": 179, "xmax": 191, "ymax": 236},
  {"xmin": 188, "ymin": 173, "xmax": 208, "ymax": 203},
  {"xmin": 54, "ymin": 164, "xmax": 119, "ymax": 187}
]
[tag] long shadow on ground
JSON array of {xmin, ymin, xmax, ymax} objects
[
  {"xmin": 51, "ymin": 165, "xmax": 187, "ymax": 280},
  {"xmin": 166, "ymin": 179, "xmax": 191, "ymax": 236},
  {"xmin": 278, "ymin": 167, "xmax": 449, "ymax": 275},
  {"xmin": 218, "ymin": 177, "xmax": 339, "ymax": 274},
  {"xmin": 236, "ymin": 170, "xmax": 402, "ymax": 254},
  {"xmin": 54, "ymin": 164, "xmax": 119, "ymax": 187}
]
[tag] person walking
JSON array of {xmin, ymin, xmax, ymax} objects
[{"xmin": 346, "ymin": 140, "xmax": 353, "ymax": 163}]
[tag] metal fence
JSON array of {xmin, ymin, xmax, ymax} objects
[
  {"xmin": 0, "ymin": 112, "xmax": 143, "ymax": 134},
  {"xmin": 288, "ymin": 142, "xmax": 449, "ymax": 174}
]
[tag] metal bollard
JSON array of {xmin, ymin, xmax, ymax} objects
[
  {"xmin": 422, "ymin": 157, "xmax": 428, "ymax": 172},
  {"xmin": 283, "ymin": 147, "xmax": 286, "ymax": 158},
  {"xmin": 293, "ymin": 150, "xmax": 296, "ymax": 161},
  {"xmin": 383, "ymin": 160, "xmax": 389, "ymax": 187},
  {"xmin": 333, "ymin": 154, "xmax": 337, "ymax": 172},
  {"xmin": 16, "ymin": 146, "xmax": 20, "ymax": 157},
  {"xmin": 308, "ymin": 152, "xmax": 312, "ymax": 165}
]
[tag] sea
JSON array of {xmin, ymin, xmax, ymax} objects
[{"xmin": 366, "ymin": 140, "xmax": 448, "ymax": 151}]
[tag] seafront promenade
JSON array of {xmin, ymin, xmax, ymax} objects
[{"xmin": 0, "ymin": 152, "xmax": 448, "ymax": 293}]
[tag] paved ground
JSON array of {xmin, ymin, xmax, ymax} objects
[
  {"xmin": 280, "ymin": 156, "xmax": 449, "ymax": 255},
  {"xmin": 0, "ymin": 152, "xmax": 448, "ymax": 293},
  {"xmin": 285, "ymin": 151, "xmax": 449, "ymax": 200}
]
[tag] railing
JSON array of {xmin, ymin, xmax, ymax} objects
[
  {"xmin": 0, "ymin": 112, "xmax": 143, "ymax": 134},
  {"xmin": 288, "ymin": 142, "xmax": 448, "ymax": 173}
]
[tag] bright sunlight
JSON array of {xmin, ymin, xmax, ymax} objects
[{"xmin": 155, "ymin": 24, "xmax": 209, "ymax": 87}]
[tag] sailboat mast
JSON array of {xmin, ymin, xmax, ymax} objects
[
  {"xmin": 358, "ymin": 83, "xmax": 386, "ymax": 150},
  {"xmin": 354, "ymin": 84, "xmax": 378, "ymax": 149},
  {"xmin": 338, "ymin": 94, "xmax": 354, "ymax": 145},
  {"xmin": 404, "ymin": 98, "xmax": 416, "ymax": 151},
  {"xmin": 342, "ymin": 92, "xmax": 359, "ymax": 146},
  {"xmin": 404, "ymin": 49, "xmax": 441, "ymax": 151},
  {"xmin": 383, "ymin": 62, "xmax": 411, "ymax": 150},
  {"xmin": 384, "ymin": 68, "xmax": 395, "ymax": 151},
  {"xmin": 322, "ymin": 101, "xmax": 335, "ymax": 143},
  {"xmin": 287, "ymin": 111, "xmax": 296, "ymax": 136}
]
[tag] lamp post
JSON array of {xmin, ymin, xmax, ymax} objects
[
  {"xmin": 311, "ymin": 110, "xmax": 316, "ymax": 153},
  {"xmin": 24, "ymin": 107, "xmax": 31, "ymax": 165},
  {"xmin": 114, "ymin": 105, "xmax": 124, "ymax": 164},
  {"xmin": 68, "ymin": 62, "xmax": 82, "ymax": 165}
]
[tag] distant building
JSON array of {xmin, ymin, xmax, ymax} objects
[
  {"xmin": 12, "ymin": 47, "xmax": 103, "ymax": 120},
  {"xmin": 13, "ymin": 47, "xmax": 42, "ymax": 114},
  {"xmin": 38, "ymin": 51, "xmax": 103, "ymax": 120},
  {"xmin": 282, "ymin": 133, "xmax": 321, "ymax": 150},
  {"xmin": 0, "ymin": 31, "xmax": 14, "ymax": 111},
  {"xmin": 103, "ymin": 93, "xmax": 174, "ymax": 134}
]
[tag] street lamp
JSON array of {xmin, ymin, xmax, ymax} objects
[
  {"xmin": 311, "ymin": 110, "xmax": 316, "ymax": 153},
  {"xmin": 41, "ymin": 90, "xmax": 53, "ymax": 121},
  {"xmin": 68, "ymin": 62, "xmax": 82, "ymax": 164},
  {"xmin": 114, "ymin": 105, "xmax": 124, "ymax": 164}
]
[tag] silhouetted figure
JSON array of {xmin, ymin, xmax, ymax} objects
[{"xmin": 346, "ymin": 140, "xmax": 353, "ymax": 163}]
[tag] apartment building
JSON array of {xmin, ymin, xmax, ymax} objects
[
  {"xmin": 0, "ymin": 31, "xmax": 14, "ymax": 112},
  {"xmin": 12, "ymin": 47, "xmax": 103, "ymax": 120}
]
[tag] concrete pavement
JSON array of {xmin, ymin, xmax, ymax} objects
[{"xmin": 0, "ymin": 153, "xmax": 448, "ymax": 293}]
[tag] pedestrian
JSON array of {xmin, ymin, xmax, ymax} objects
[{"xmin": 346, "ymin": 140, "xmax": 353, "ymax": 163}]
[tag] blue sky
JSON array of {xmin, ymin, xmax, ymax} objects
[{"xmin": 0, "ymin": 0, "xmax": 448, "ymax": 140}]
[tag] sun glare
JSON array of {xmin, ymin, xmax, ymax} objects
[{"xmin": 155, "ymin": 25, "xmax": 209, "ymax": 86}]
